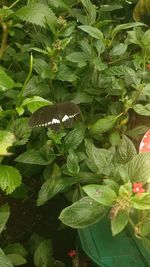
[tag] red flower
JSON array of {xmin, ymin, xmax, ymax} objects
[
  {"xmin": 68, "ymin": 250, "xmax": 76, "ymax": 258},
  {"xmin": 132, "ymin": 182, "xmax": 145, "ymax": 194},
  {"xmin": 147, "ymin": 64, "xmax": 150, "ymax": 70}
]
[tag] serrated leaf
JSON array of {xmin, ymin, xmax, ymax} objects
[
  {"xmin": 0, "ymin": 67, "xmax": 14, "ymax": 91},
  {"xmin": 0, "ymin": 204, "xmax": 10, "ymax": 234},
  {"xmin": 80, "ymin": 0, "xmax": 96, "ymax": 25},
  {"xmin": 37, "ymin": 176, "xmax": 78, "ymax": 206},
  {"xmin": 15, "ymin": 3, "xmax": 57, "ymax": 32},
  {"xmin": 34, "ymin": 240, "xmax": 54, "ymax": 267},
  {"xmin": 0, "ymin": 131, "xmax": 15, "ymax": 156},
  {"xmin": 7, "ymin": 254, "xmax": 26, "ymax": 266},
  {"xmin": 110, "ymin": 43, "xmax": 127, "ymax": 56},
  {"xmin": 0, "ymin": 165, "xmax": 22, "ymax": 194},
  {"xmin": 8, "ymin": 118, "xmax": 32, "ymax": 146},
  {"xmin": 18, "ymin": 96, "xmax": 51, "ymax": 115},
  {"xmin": 66, "ymin": 152, "xmax": 79, "ymax": 175},
  {"xmin": 15, "ymin": 149, "xmax": 55, "ymax": 165},
  {"xmin": 56, "ymin": 64, "xmax": 77, "ymax": 82},
  {"xmin": 115, "ymin": 135, "xmax": 137, "ymax": 164},
  {"xmin": 125, "ymin": 153, "xmax": 150, "ymax": 184},
  {"xmin": 90, "ymin": 115, "xmax": 117, "ymax": 136},
  {"xmin": 111, "ymin": 210, "xmax": 128, "ymax": 235},
  {"xmin": 131, "ymin": 193, "xmax": 150, "ymax": 210},
  {"xmin": 66, "ymin": 52, "xmax": 90, "ymax": 66},
  {"xmin": 78, "ymin": 25, "xmax": 103, "ymax": 40},
  {"xmin": 83, "ymin": 184, "xmax": 117, "ymax": 206},
  {"xmin": 59, "ymin": 196, "xmax": 106, "ymax": 228},
  {"xmin": 0, "ymin": 249, "xmax": 13, "ymax": 267},
  {"xmin": 64, "ymin": 126, "xmax": 85, "ymax": 151}
]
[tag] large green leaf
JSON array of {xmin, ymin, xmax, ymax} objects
[
  {"xmin": 0, "ymin": 67, "xmax": 15, "ymax": 91},
  {"xmin": 15, "ymin": 3, "xmax": 57, "ymax": 32},
  {"xmin": 0, "ymin": 166, "xmax": 22, "ymax": 194},
  {"xmin": 7, "ymin": 254, "xmax": 26, "ymax": 266},
  {"xmin": 131, "ymin": 193, "xmax": 150, "ymax": 210},
  {"xmin": 133, "ymin": 104, "xmax": 150, "ymax": 116},
  {"xmin": 111, "ymin": 22, "xmax": 144, "ymax": 39},
  {"xmin": 59, "ymin": 197, "xmax": 106, "ymax": 228},
  {"xmin": 4, "ymin": 243, "xmax": 27, "ymax": 257},
  {"xmin": 0, "ymin": 131, "xmax": 15, "ymax": 156},
  {"xmin": 80, "ymin": 0, "xmax": 97, "ymax": 25},
  {"xmin": 37, "ymin": 176, "xmax": 78, "ymax": 206},
  {"xmin": 15, "ymin": 149, "xmax": 55, "ymax": 165},
  {"xmin": 111, "ymin": 210, "xmax": 128, "ymax": 236},
  {"xmin": 125, "ymin": 153, "xmax": 150, "ymax": 184},
  {"xmin": 83, "ymin": 184, "xmax": 117, "ymax": 206},
  {"xmin": 0, "ymin": 204, "xmax": 10, "ymax": 234},
  {"xmin": 34, "ymin": 240, "xmax": 54, "ymax": 267}
]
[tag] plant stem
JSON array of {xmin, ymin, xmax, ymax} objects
[
  {"xmin": 8, "ymin": 0, "xmax": 20, "ymax": 9},
  {"xmin": 0, "ymin": 22, "xmax": 8, "ymax": 60}
]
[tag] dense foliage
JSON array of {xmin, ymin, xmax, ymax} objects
[{"xmin": 0, "ymin": 0, "xmax": 150, "ymax": 265}]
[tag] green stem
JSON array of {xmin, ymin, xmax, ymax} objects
[
  {"xmin": 8, "ymin": 0, "xmax": 20, "ymax": 9},
  {"xmin": 0, "ymin": 22, "xmax": 8, "ymax": 60},
  {"xmin": 17, "ymin": 53, "xmax": 33, "ymax": 107}
]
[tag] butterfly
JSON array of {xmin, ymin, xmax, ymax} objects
[{"xmin": 28, "ymin": 101, "xmax": 81, "ymax": 131}]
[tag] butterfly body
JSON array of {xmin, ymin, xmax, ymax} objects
[{"xmin": 28, "ymin": 101, "xmax": 81, "ymax": 131}]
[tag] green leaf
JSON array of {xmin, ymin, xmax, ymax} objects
[
  {"xmin": 17, "ymin": 96, "xmax": 51, "ymax": 115},
  {"xmin": 115, "ymin": 135, "xmax": 137, "ymax": 164},
  {"xmin": 34, "ymin": 240, "xmax": 54, "ymax": 267},
  {"xmin": 111, "ymin": 210, "xmax": 128, "ymax": 235},
  {"xmin": 66, "ymin": 151, "xmax": 79, "ymax": 175},
  {"xmin": 125, "ymin": 153, "xmax": 150, "ymax": 184},
  {"xmin": 126, "ymin": 125, "xmax": 149, "ymax": 141},
  {"xmin": 85, "ymin": 139, "xmax": 114, "ymax": 175},
  {"xmin": 66, "ymin": 52, "xmax": 90, "ymax": 67},
  {"xmin": 8, "ymin": 118, "xmax": 32, "ymax": 146},
  {"xmin": 59, "ymin": 197, "xmax": 106, "ymax": 228},
  {"xmin": 110, "ymin": 43, "xmax": 127, "ymax": 56},
  {"xmin": 142, "ymin": 238, "xmax": 150, "ymax": 253},
  {"xmin": 131, "ymin": 193, "xmax": 150, "ymax": 210},
  {"xmin": 0, "ymin": 131, "xmax": 16, "ymax": 156},
  {"xmin": 111, "ymin": 22, "xmax": 144, "ymax": 40},
  {"xmin": 0, "ymin": 204, "xmax": 10, "ymax": 234},
  {"xmin": 80, "ymin": 0, "xmax": 96, "ymax": 25},
  {"xmin": 64, "ymin": 126, "xmax": 85, "ymax": 151},
  {"xmin": 133, "ymin": 104, "xmax": 150, "ymax": 116},
  {"xmin": 0, "ymin": 67, "xmax": 15, "ymax": 91},
  {"xmin": 7, "ymin": 254, "xmax": 26, "ymax": 266},
  {"xmin": 37, "ymin": 176, "xmax": 78, "ymax": 206},
  {"xmin": 15, "ymin": 3, "xmax": 57, "ymax": 32},
  {"xmin": 0, "ymin": 249, "xmax": 13, "ymax": 267},
  {"xmin": 140, "ymin": 219, "xmax": 150, "ymax": 237},
  {"xmin": 56, "ymin": 64, "xmax": 77, "ymax": 82},
  {"xmin": 0, "ymin": 165, "xmax": 22, "ymax": 194},
  {"xmin": 83, "ymin": 184, "xmax": 117, "ymax": 206},
  {"xmin": 90, "ymin": 115, "xmax": 118, "ymax": 136},
  {"xmin": 15, "ymin": 149, "xmax": 55, "ymax": 165},
  {"xmin": 4, "ymin": 243, "xmax": 27, "ymax": 257},
  {"xmin": 78, "ymin": 25, "xmax": 103, "ymax": 40},
  {"xmin": 119, "ymin": 182, "xmax": 132, "ymax": 197}
]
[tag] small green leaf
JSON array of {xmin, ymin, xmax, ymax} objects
[
  {"xmin": 111, "ymin": 22, "xmax": 144, "ymax": 40},
  {"xmin": 126, "ymin": 125, "xmax": 149, "ymax": 141},
  {"xmin": 80, "ymin": 0, "xmax": 96, "ymax": 25},
  {"xmin": 56, "ymin": 64, "xmax": 77, "ymax": 82},
  {"xmin": 140, "ymin": 220, "xmax": 150, "ymax": 237},
  {"xmin": 0, "ymin": 67, "xmax": 14, "ymax": 91},
  {"xmin": 131, "ymin": 193, "xmax": 150, "ymax": 210},
  {"xmin": 7, "ymin": 254, "xmax": 27, "ymax": 266},
  {"xmin": 90, "ymin": 115, "xmax": 118, "ymax": 136},
  {"xmin": 66, "ymin": 152, "xmax": 79, "ymax": 175},
  {"xmin": 66, "ymin": 52, "xmax": 90, "ymax": 66},
  {"xmin": 115, "ymin": 135, "xmax": 137, "ymax": 164},
  {"xmin": 34, "ymin": 240, "xmax": 54, "ymax": 267},
  {"xmin": 133, "ymin": 104, "xmax": 150, "ymax": 116},
  {"xmin": 0, "ymin": 204, "xmax": 10, "ymax": 234},
  {"xmin": 142, "ymin": 238, "xmax": 150, "ymax": 253},
  {"xmin": 0, "ymin": 131, "xmax": 16, "ymax": 156},
  {"xmin": 111, "ymin": 210, "xmax": 128, "ymax": 235},
  {"xmin": 59, "ymin": 197, "xmax": 106, "ymax": 228},
  {"xmin": 78, "ymin": 25, "xmax": 103, "ymax": 40},
  {"xmin": 0, "ymin": 249, "xmax": 13, "ymax": 267},
  {"xmin": 0, "ymin": 166, "xmax": 22, "ymax": 194},
  {"xmin": 125, "ymin": 153, "xmax": 150, "ymax": 184},
  {"xmin": 64, "ymin": 126, "xmax": 85, "ymax": 151},
  {"xmin": 4, "ymin": 243, "xmax": 27, "ymax": 257},
  {"xmin": 83, "ymin": 184, "xmax": 117, "ymax": 206},
  {"xmin": 15, "ymin": 149, "xmax": 55, "ymax": 165},
  {"xmin": 110, "ymin": 43, "xmax": 127, "ymax": 56}
]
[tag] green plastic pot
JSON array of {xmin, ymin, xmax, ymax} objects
[{"xmin": 78, "ymin": 218, "xmax": 150, "ymax": 267}]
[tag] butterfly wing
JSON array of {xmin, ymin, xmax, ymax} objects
[
  {"xmin": 28, "ymin": 105, "xmax": 61, "ymax": 131},
  {"xmin": 56, "ymin": 102, "xmax": 81, "ymax": 128}
]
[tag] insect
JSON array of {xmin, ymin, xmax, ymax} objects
[{"xmin": 28, "ymin": 101, "xmax": 81, "ymax": 131}]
